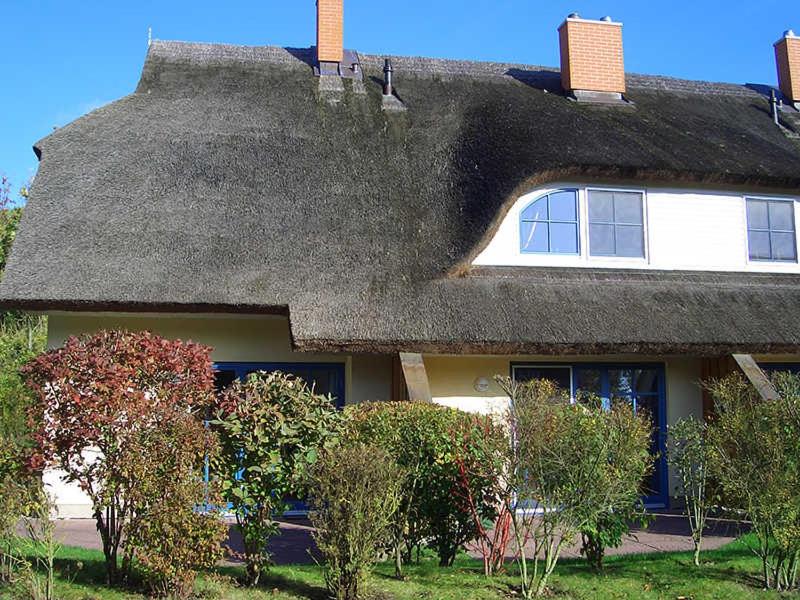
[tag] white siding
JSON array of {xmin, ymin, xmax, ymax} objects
[{"xmin": 474, "ymin": 185, "xmax": 800, "ymax": 273}]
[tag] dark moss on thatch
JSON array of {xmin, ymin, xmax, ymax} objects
[{"xmin": 3, "ymin": 41, "xmax": 800, "ymax": 354}]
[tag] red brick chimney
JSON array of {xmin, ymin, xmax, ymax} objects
[
  {"xmin": 558, "ymin": 14, "xmax": 626, "ymax": 100},
  {"xmin": 317, "ymin": 0, "xmax": 344, "ymax": 65},
  {"xmin": 775, "ymin": 29, "xmax": 800, "ymax": 105}
]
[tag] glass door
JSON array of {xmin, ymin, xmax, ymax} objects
[
  {"xmin": 576, "ymin": 366, "xmax": 667, "ymax": 506},
  {"xmin": 513, "ymin": 363, "xmax": 668, "ymax": 507}
]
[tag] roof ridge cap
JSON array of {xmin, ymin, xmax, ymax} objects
[{"xmin": 145, "ymin": 39, "xmax": 762, "ymax": 97}]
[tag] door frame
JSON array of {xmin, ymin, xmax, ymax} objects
[{"xmin": 510, "ymin": 361, "xmax": 669, "ymax": 508}]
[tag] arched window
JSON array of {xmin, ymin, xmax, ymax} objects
[{"xmin": 520, "ymin": 189, "xmax": 579, "ymax": 254}]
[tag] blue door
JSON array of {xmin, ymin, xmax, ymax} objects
[
  {"xmin": 211, "ymin": 362, "xmax": 346, "ymax": 514},
  {"xmin": 512, "ymin": 363, "xmax": 668, "ymax": 507}
]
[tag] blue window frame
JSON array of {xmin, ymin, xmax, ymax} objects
[
  {"xmin": 746, "ymin": 198, "xmax": 797, "ymax": 262},
  {"xmin": 511, "ymin": 362, "xmax": 668, "ymax": 508},
  {"xmin": 520, "ymin": 189, "xmax": 579, "ymax": 254},
  {"xmin": 587, "ymin": 190, "xmax": 645, "ymax": 258},
  {"xmin": 213, "ymin": 362, "xmax": 346, "ymax": 408},
  {"xmin": 210, "ymin": 362, "xmax": 345, "ymax": 515}
]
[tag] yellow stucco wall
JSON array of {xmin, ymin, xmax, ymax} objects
[
  {"xmin": 50, "ymin": 312, "xmax": 790, "ymax": 512},
  {"xmin": 423, "ymin": 353, "xmax": 705, "ymax": 497},
  {"xmin": 47, "ymin": 312, "xmax": 394, "ymax": 405},
  {"xmin": 46, "ymin": 312, "xmax": 395, "ymax": 517}
]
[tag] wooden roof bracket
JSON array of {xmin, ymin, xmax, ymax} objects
[
  {"xmin": 732, "ymin": 353, "xmax": 780, "ymax": 401},
  {"xmin": 399, "ymin": 352, "xmax": 433, "ymax": 403}
]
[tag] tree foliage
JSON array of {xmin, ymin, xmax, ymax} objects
[
  {"xmin": 22, "ymin": 330, "xmax": 215, "ymax": 584},
  {"xmin": 0, "ymin": 176, "xmax": 46, "ymax": 443},
  {"xmin": 707, "ymin": 372, "xmax": 800, "ymax": 590},
  {"xmin": 346, "ymin": 401, "xmax": 505, "ymax": 570},
  {"xmin": 122, "ymin": 409, "xmax": 226, "ymax": 599},
  {"xmin": 212, "ymin": 371, "xmax": 344, "ymax": 586},
  {"xmin": 497, "ymin": 377, "xmax": 653, "ymax": 597},
  {"xmin": 309, "ymin": 443, "xmax": 403, "ymax": 600},
  {"xmin": 668, "ymin": 415, "xmax": 715, "ymax": 567}
]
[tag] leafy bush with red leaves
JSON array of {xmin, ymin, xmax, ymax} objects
[{"xmin": 22, "ymin": 330, "xmax": 215, "ymax": 585}]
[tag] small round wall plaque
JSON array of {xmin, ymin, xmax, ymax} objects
[{"xmin": 473, "ymin": 377, "xmax": 491, "ymax": 393}]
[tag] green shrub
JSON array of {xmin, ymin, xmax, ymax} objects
[
  {"xmin": 308, "ymin": 443, "xmax": 402, "ymax": 600},
  {"xmin": 0, "ymin": 434, "xmax": 29, "ymax": 586},
  {"xmin": 497, "ymin": 377, "xmax": 653, "ymax": 598},
  {"xmin": 346, "ymin": 401, "xmax": 505, "ymax": 571},
  {"xmin": 22, "ymin": 330, "xmax": 216, "ymax": 585},
  {"xmin": 0, "ymin": 435, "xmax": 61, "ymax": 600},
  {"xmin": 707, "ymin": 372, "xmax": 800, "ymax": 590},
  {"xmin": 212, "ymin": 371, "xmax": 344, "ymax": 586},
  {"xmin": 122, "ymin": 408, "xmax": 226, "ymax": 598},
  {"xmin": 668, "ymin": 415, "xmax": 715, "ymax": 567},
  {"xmin": 0, "ymin": 312, "xmax": 46, "ymax": 443}
]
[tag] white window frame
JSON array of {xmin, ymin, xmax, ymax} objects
[
  {"xmin": 743, "ymin": 195, "xmax": 799, "ymax": 265},
  {"xmin": 583, "ymin": 186, "xmax": 650, "ymax": 264}
]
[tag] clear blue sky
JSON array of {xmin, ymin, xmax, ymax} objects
[{"xmin": 1, "ymin": 0, "xmax": 798, "ymax": 193}]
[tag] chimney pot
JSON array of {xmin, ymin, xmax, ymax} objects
[
  {"xmin": 558, "ymin": 16, "xmax": 626, "ymax": 97},
  {"xmin": 775, "ymin": 28, "xmax": 800, "ymax": 104},
  {"xmin": 317, "ymin": 0, "xmax": 344, "ymax": 64}
]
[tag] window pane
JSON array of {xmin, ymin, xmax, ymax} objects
[
  {"xmin": 588, "ymin": 191, "xmax": 614, "ymax": 222},
  {"xmin": 550, "ymin": 223, "xmax": 578, "ymax": 253},
  {"xmin": 747, "ymin": 200, "xmax": 769, "ymax": 230},
  {"xmin": 575, "ymin": 368, "xmax": 602, "ymax": 396},
  {"xmin": 634, "ymin": 369, "xmax": 659, "ymax": 394},
  {"xmin": 610, "ymin": 369, "xmax": 634, "ymax": 397},
  {"xmin": 214, "ymin": 369, "xmax": 237, "ymax": 392},
  {"xmin": 549, "ymin": 191, "xmax": 577, "ymax": 222},
  {"xmin": 615, "ymin": 225, "xmax": 645, "ymax": 257},
  {"xmin": 771, "ymin": 232, "xmax": 797, "ymax": 261},
  {"xmin": 514, "ymin": 367, "xmax": 571, "ymax": 392},
  {"xmin": 521, "ymin": 221, "xmax": 549, "ymax": 252},
  {"xmin": 589, "ymin": 224, "xmax": 615, "ymax": 255},
  {"xmin": 748, "ymin": 230, "xmax": 771, "ymax": 260},
  {"xmin": 521, "ymin": 196, "xmax": 548, "ymax": 221},
  {"xmin": 769, "ymin": 201, "xmax": 795, "ymax": 231},
  {"xmin": 613, "ymin": 192, "xmax": 643, "ymax": 224}
]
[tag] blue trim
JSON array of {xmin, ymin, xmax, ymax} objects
[
  {"xmin": 510, "ymin": 361, "xmax": 669, "ymax": 508},
  {"xmin": 213, "ymin": 361, "xmax": 346, "ymax": 407},
  {"xmin": 519, "ymin": 189, "xmax": 580, "ymax": 255},
  {"xmin": 210, "ymin": 361, "xmax": 346, "ymax": 516},
  {"xmin": 760, "ymin": 362, "xmax": 800, "ymax": 374}
]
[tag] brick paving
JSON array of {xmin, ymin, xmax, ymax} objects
[{"xmin": 47, "ymin": 510, "xmax": 744, "ymax": 566}]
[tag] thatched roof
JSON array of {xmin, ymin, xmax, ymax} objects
[{"xmin": 3, "ymin": 40, "xmax": 800, "ymax": 355}]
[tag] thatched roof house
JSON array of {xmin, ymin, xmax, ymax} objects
[{"xmin": 3, "ymin": 4, "xmax": 800, "ymax": 512}]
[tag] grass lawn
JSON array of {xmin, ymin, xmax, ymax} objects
[{"xmin": 0, "ymin": 535, "xmax": 787, "ymax": 599}]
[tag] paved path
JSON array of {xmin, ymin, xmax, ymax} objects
[{"xmin": 48, "ymin": 511, "xmax": 744, "ymax": 565}]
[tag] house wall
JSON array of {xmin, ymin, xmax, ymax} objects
[
  {"xmin": 424, "ymin": 354, "xmax": 705, "ymax": 500},
  {"xmin": 474, "ymin": 184, "xmax": 800, "ymax": 273},
  {"xmin": 45, "ymin": 312, "xmax": 795, "ymax": 515},
  {"xmin": 45, "ymin": 312, "xmax": 394, "ymax": 517}
]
